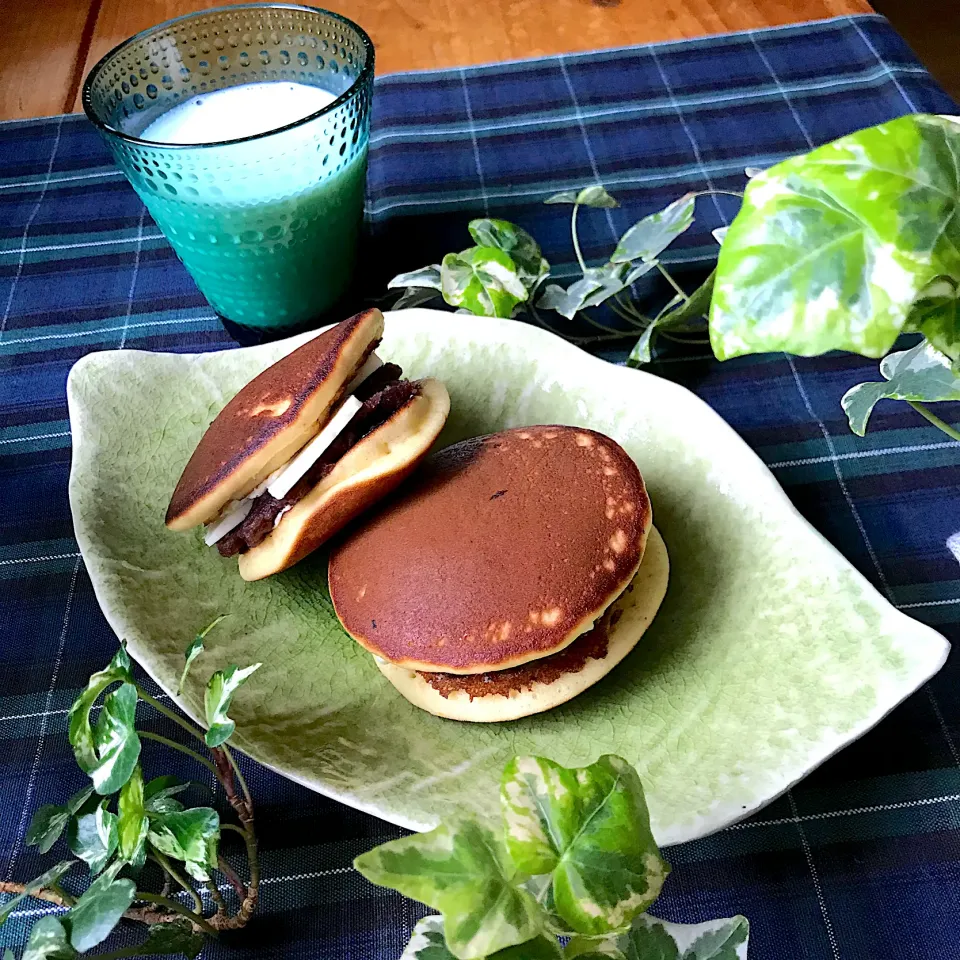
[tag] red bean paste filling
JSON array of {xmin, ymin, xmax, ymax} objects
[
  {"xmin": 419, "ymin": 607, "xmax": 624, "ymax": 700},
  {"xmin": 216, "ymin": 364, "xmax": 419, "ymax": 556}
]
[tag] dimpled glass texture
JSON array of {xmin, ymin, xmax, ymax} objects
[{"xmin": 83, "ymin": 4, "xmax": 374, "ymax": 331}]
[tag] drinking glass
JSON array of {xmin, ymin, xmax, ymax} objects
[{"xmin": 83, "ymin": 4, "xmax": 374, "ymax": 335}]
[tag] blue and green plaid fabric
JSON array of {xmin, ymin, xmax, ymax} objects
[{"xmin": 2, "ymin": 13, "xmax": 960, "ymax": 959}]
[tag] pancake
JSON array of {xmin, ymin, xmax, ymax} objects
[
  {"xmin": 328, "ymin": 425, "xmax": 652, "ymax": 674},
  {"xmin": 375, "ymin": 526, "xmax": 669, "ymax": 722},
  {"xmin": 167, "ymin": 308, "xmax": 383, "ymax": 531}
]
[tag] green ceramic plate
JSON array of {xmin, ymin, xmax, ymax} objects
[{"xmin": 67, "ymin": 309, "xmax": 949, "ymax": 845}]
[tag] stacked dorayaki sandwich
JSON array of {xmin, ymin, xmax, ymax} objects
[{"xmin": 166, "ymin": 311, "xmax": 669, "ymax": 722}]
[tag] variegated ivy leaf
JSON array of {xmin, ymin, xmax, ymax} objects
[
  {"xmin": 394, "ymin": 286, "xmax": 444, "ymax": 310},
  {"xmin": 536, "ymin": 264, "xmax": 631, "ymax": 320},
  {"xmin": 611, "ymin": 194, "xmax": 696, "ymax": 264},
  {"xmin": 204, "ymin": 662, "xmax": 261, "ymax": 747},
  {"xmin": 744, "ymin": 166, "xmax": 764, "ymax": 179},
  {"xmin": 500, "ymin": 755, "xmax": 670, "ymax": 936},
  {"xmin": 711, "ymin": 226, "xmax": 728, "ymax": 245},
  {"xmin": 841, "ymin": 340, "xmax": 960, "ymax": 436},
  {"xmin": 117, "ymin": 763, "xmax": 148, "ymax": 867},
  {"xmin": 903, "ymin": 278, "xmax": 960, "ymax": 361},
  {"xmin": 628, "ymin": 271, "xmax": 715, "ymax": 366},
  {"xmin": 545, "ymin": 186, "xmax": 619, "ymax": 208},
  {"xmin": 468, "ymin": 220, "xmax": 550, "ymax": 289},
  {"xmin": 68, "ymin": 798, "xmax": 118, "ymax": 874},
  {"xmin": 354, "ymin": 819, "xmax": 542, "ymax": 960},
  {"xmin": 21, "ymin": 915, "xmax": 76, "ymax": 960},
  {"xmin": 66, "ymin": 862, "xmax": 136, "ymax": 953},
  {"xmin": 441, "ymin": 247, "xmax": 528, "ymax": 318},
  {"xmin": 401, "ymin": 916, "xmax": 562, "ymax": 960},
  {"xmin": 147, "ymin": 807, "xmax": 220, "ymax": 882},
  {"xmin": 564, "ymin": 914, "xmax": 750, "ymax": 959},
  {"xmin": 711, "ymin": 114, "xmax": 960, "ymax": 361},
  {"xmin": 88, "ymin": 682, "xmax": 141, "ymax": 795},
  {"xmin": 26, "ymin": 787, "xmax": 93, "ymax": 855},
  {"xmin": 178, "ymin": 614, "xmax": 227, "ymax": 694},
  {"xmin": 388, "ymin": 265, "xmax": 444, "ymax": 291}
]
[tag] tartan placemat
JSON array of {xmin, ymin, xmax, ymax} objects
[{"xmin": 2, "ymin": 13, "xmax": 960, "ymax": 959}]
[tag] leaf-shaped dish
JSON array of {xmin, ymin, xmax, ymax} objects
[{"xmin": 67, "ymin": 309, "xmax": 949, "ymax": 845}]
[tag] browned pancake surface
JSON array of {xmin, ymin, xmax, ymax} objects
[
  {"xmin": 166, "ymin": 310, "xmax": 378, "ymax": 525},
  {"xmin": 329, "ymin": 426, "xmax": 650, "ymax": 672}
]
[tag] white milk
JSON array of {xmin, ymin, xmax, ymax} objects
[{"xmin": 141, "ymin": 82, "xmax": 338, "ymax": 144}]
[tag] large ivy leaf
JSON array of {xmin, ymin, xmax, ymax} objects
[
  {"xmin": 177, "ymin": 614, "xmax": 227, "ymax": 694},
  {"xmin": 0, "ymin": 861, "xmax": 74, "ymax": 926},
  {"xmin": 66, "ymin": 863, "xmax": 136, "ymax": 953},
  {"xmin": 21, "ymin": 916, "xmax": 77, "ymax": 960},
  {"xmin": 500, "ymin": 756, "xmax": 669, "ymax": 936},
  {"xmin": 441, "ymin": 247, "xmax": 529, "ymax": 318},
  {"xmin": 139, "ymin": 919, "xmax": 205, "ymax": 958},
  {"xmin": 68, "ymin": 647, "xmax": 134, "ymax": 781},
  {"xmin": 565, "ymin": 914, "xmax": 750, "ymax": 959},
  {"xmin": 468, "ymin": 220, "xmax": 549, "ymax": 289},
  {"xmin": 88, "ymin": 682, "xmax": 140, "ymax": 795},
  {"xmin": 841, "ymin": 340, "xmax": 960, "ymax": 435},
  {"xmin": 711, "ymin": 114, "xmax": 960, "ymax": 361},
  {"xmin": 401, "ymin": 916, "xmax": 561, "ymax": 960},
  {"xmin": 904, "ymin": 279, "xmax": 960, "ymax": 361},
  {"xmin": 545, "ymin": 186, "xmax": 619, "ymax": 209},
  {"xmin": 68, "ymin": 799, "xmax": 118, "ymax": 874},
  {"xmin": 354, "ymin": 819, "xmax": 542, "ymax": 960},
  {"xmin": 612, "ymin": 194, "xmax": 696, "ymax": 264},
  {"xmin": 204, "ymin": 662, "xmax": 261, "ymax": 747},
  {"xmin": 147, "ymin": 807, "xmax": 220, "ymax": 882},
  {"xmin": 117, "ymin": 764, "xmax": 148, "ymax": 867}
]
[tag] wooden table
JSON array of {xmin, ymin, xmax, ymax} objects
[{"xmin": 5, "ymin": 0, "xmax": 871, "ymax": 121}]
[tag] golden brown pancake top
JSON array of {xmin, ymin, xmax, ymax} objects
[
  {"xmin": 329, "ymin": 426, "xmax": 650, "ymax": 672},
  {"xmin": 166, "ymin": 310, "xmax": 379, "ymax": 526}
]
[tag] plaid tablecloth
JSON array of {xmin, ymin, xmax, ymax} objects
[{"xmin": 2, "ymin": 13, "xmax": 960, "ymax": 960}]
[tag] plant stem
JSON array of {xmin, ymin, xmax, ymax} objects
[
  {"xmin": 137, "ymin": 892, "xmax": 219, "ymax": 936},
  {"xmin": 908, "ymin": 401, "xmax": 960, "ymax": 441},
  {"xmin": 47, "ymin": 881, "xmax": 76, "ymax": 908},
  {"xmin": 571, "ymin": 203, "xmax": 588, "ymax": 273},
  {"xmin": 139, "ymin": 731, "xmax": 219, "ymax": 779},
  {"xmin": 656, "ymin": 263, "xmax": 689, "ymax": 301},
  {"xmin": 217, "ymin": 855, "xmax": 248, "ymax": 900},
  {"xmin": 150, "ymin": 851, "xmax": 203, "ymax": 915},
  {"xmin": 614, "ymin": 292, "xmax": 652, "ymax": 324},
  {"xmin": 0, "ymin": 882, "xmax": 70, "ymax": 908},
  {"xmin": 207, "ymin": 877, "xmax": 230, "ymax": 917},
  {"xmin": 692, "ymin": 188, "xmax": 744, "ymax": 199},
  {"xmin": 136, "ymin": 687, "xmax": 208, "ymax": 743},
  {"xmin": 221, "ymin": 745, "xmax": 252, "ymax": 814},
  {"xmin": 220, "ymin": 823, "xmax": 249, "ymax": 839}
]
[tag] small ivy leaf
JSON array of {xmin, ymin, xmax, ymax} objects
[
  {"xmin": 441, "ymin": 248, "xmax": 527, "ymax": 319},
  {"xmin": 147, "ymin": 808, "xmax": 220, "ymax": 882},
  {"xmin": 536, "ymin": 283, "xmax": 575, "ymax": 313},
  {"xmin": 623, "ymin": 260, "xmax": 657, "ymax": 287},
  {"xmin": 144, "ymin": 776, "xmax": 191, "ymax": 815},
  {"xmin": 26, "ymin": 806, "xmax": 72, "ymax": 856},
  {"xmin": 467, "ymin": 220, "xmax": 549, "ymax": 290},
  {"xmin": 611, "ymin": 194, "xmax": 696, "ymax": 264},
  {"xmin": 565, "ymin": 914, "xmax": 750, "ymax": 959},
  {"xmin": 20, "ymin": 916, "xmax": 77, "ymax": 960},
  {"xmin": 66, "ymin": 862, "xmax": 137, "ymax": 953},
  {"xmin": 501, "ymin": 755, "xmax": 670, "ymax": 936},
  {"xmin": 841, "ymin": 340, "xmax": 960, "ymax": 436},
  {"xmin": 659, "ymin": 271, "xmax": 716, "ymax": 332},
  {"xmin": 544, "ymin": 190, "xmax": 581, "ymax": 205},
  {"xmin": 712, "ymin": 226, "xmax": 729, "ymax": 245},
  {"xmin": 354, "ymin": 819, "xmax": 542, "ymax": 960},
  {"xmin": 89, "ymin": 682, "xmax": 141, "ymax": 795},
  {"xmin": 628, "ymin": 325, "xmax": 658, "ymax": 367},
  {"xmin": 0, "ymin": 861, "xmax": 75, "ymax": 926},
  {"xmin": 117, "ymin": 764, "xmax": 148, "ymax": 868},
  {"xmin": 68, "ymin": 646, "xmax": 133, "ymax": 779},
  {"xmin": 66, "ymin": 787, "xmax": 96, "ymax": 817},
  {"xmin": 204, "ymin": 663, "xmax": 261, "ymax": 748},
  {"xmin": 538, "ymin": 266, "xmax": 629, "ymax": 320},
  {"xmin": 402, "ymin": 916, "xmax": 562, "ymax": 960},
  {"xmin": 575, "ymin": 185, "xmax": 619, "ymax": 209},
  {"xmin": 393, "ymin": 286, "xmax": 443, "ymax": 310},
  {"xmin": 744, "ymin": 166, "xmax": 764, "ymax": 179},
  {"xmin": 178, "ymin": 614, "xmax": 228, "ymax": 695},
  {"xmin": 140, "ymin": 919, "xmax": 205, "ymax": 958},
  {"xmin": 904, "ymin": 279, "xmax": 960, "ymax": 361},
  {"xmin": 387, "ymin": 265, "xmax": 444, "ymax": 291},
  {"xmin": 68, "ymin": 799, "xmax": 118, "ymax": 875}
]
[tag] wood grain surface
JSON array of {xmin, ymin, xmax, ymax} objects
[{"xmin": 6, "ymin": 0, "xmax": 872, "ymax": 121}]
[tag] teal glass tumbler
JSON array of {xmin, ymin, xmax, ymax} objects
[{"xmin": 82, "ymin": 4, "xmax": 374, "ymax": 333}]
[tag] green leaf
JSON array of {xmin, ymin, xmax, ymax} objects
[
  {"xmin": 68, "ymin": 647, "xmax": 134, "ymax": 780},
  {"xmin": 26, "ymin": 807, "xmax": 72, "ymax": 856},
  {"xmin": 545, "ymin": 186, "xmax": 619, "ymax": 208},
  {"xmin": 139, "ymin": 919, "xmax": 205, "ymax": 958},
  {"xmin": 710, "ymin": 114, "xmax": 960, "ymax": 360},
  {"xmin": 144, "ymin": 776, "xmax": 191, "ymax": 815},
  {"xmin": 89, "ymin": 682, "xmax": 141, "ymax": 795},
  {"xmin": 841, "ymin": 340, "xmax": 960, "ymax": 435},
  {"xmin": 117, "ymin": 764, "xmax": 148, "ymax": 867},
  {"xmin": 147, "ymin": 807, "xmax": 220, "ymax": 882},
  {"xmin": 178, "ymin": 614, "xmax": 227, "ymax": 695},
  {"xmin": 204, "ymin": 662, "xmax": 261, "ymax": 747},
  {"xmin": 66, "ymin": 863, "xmax": 136, "ymax": 953},
  {"xmin": 904, "ymin": 279, "xmax": 960, "ymax": 361},
  {"xmin": 565, "ymin": 914, "xmax": 750, "ymax": 959},
  {"xmin": 536, "ymin": 264, "xmax": 629, "ymax": 320},
  {"xmin": 628, "ymin": 325, "xmax": 658, "ymax": 367},
  {"xmin": 68, "ymin": 799, "xmax": 118, "ymax": 874},
  {"xmin": 388, "ymin": 265, "xmax": 444, "ymax": 291},
  {"xmin": 401, "ymin": 916, "xmax": 562, "ymax": 960},
  {"xmin": 0, "ymin": 861, "xmax": 74, "ymax": 926},
  {"xmin": 501, "ymin": 755, "xmax": 670, "ymax": 936},
  {"xmin": 467, "ymin": 220, "xmax": 549, "ymax": 290},
  {"xmin": 545, "ymin": 190, "xmax": 580, "ymax": 205},
  {"xmin": 660, "ymin": 271, "xmax": 715, "ymax": 331},
  {"xmin": 394, "ymin": 286, "xmax": 444, "ymax": 310},
  {"xmin": 354, "ymin": 819, "xmax": 542, "ymax": 960},
  {"xmin": 441, "ymin": 247, "xmax": 528, "ymax": 319},
  {"xmin": 611, "ymin": 194, "xmax": 696, "ymax": 264},
  {"xmin": 21, "ymin": 916, "xmax": 77, "ymax": 960}
]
